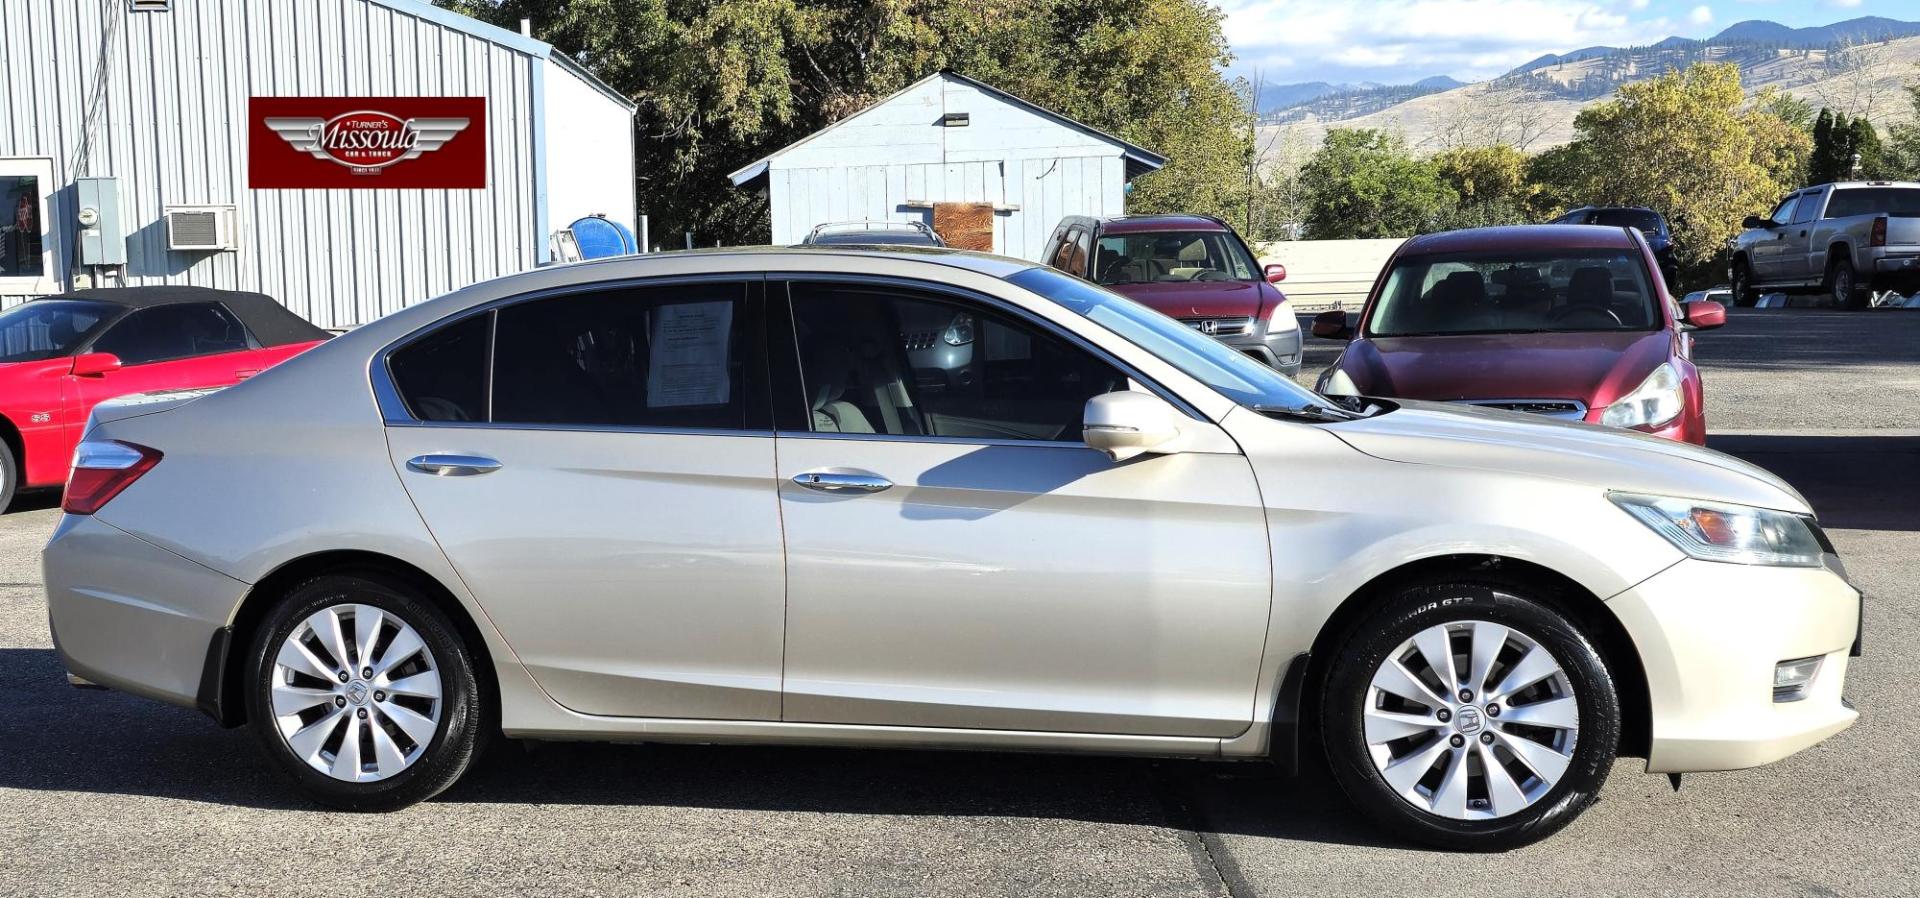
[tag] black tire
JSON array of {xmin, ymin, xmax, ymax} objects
[
  {"xmin": 1828, "ymin": 257, "xmax": 1867, "ymax": 310},
  {"xmin": 1730, "ymin": 258, "xmax": 1758, "ymax": 307},
  {"xmin": 0, "ymin": 438, "xmax": 17, "ymax": 514},
  {"xmin": 1318, "ymin": 578, "xmax": 1620, "ymax": 851},
  {"xmin": 245, "ymin": 573, "xmax": 484, "ymax": 811}
]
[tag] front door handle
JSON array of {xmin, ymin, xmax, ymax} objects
[
  {"xmin": 407, "ymin": 454, "xmax": 502, "ymax": 477},
  {"xmin": 792, "ymin": 471, "xmax": 892, "ymax": 493}
]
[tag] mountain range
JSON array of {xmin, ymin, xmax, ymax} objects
[{"xmin": 1258, "ymin": 16, "xmax": 1920, "ymax": 126}]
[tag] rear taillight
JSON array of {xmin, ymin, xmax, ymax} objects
[
  {"xmin": 63, "ymin": 440, "xmax": 162, "ymax": 515},
  {"xmin": 1871, "ymin": 216, "xmax": 1888, "ymax": 248}
]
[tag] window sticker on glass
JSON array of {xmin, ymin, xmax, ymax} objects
[{"xmin": 647, "ymin": 301, "xmax": 734, "ymax": 408}]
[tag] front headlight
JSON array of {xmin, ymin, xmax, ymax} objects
[
  {"xmin": 1601, "ymin": 363, "xmax": 1684, "ymax": 429},
  {"xmin": 1267, "ymin": 299, "xmax": 1298, "ymax": 335},
  {"xmin": 1610, "ymin": 492, "xmax": 1825, "ymax": 567}
]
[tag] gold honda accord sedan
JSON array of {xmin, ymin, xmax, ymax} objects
[{"xmin": 44, "ymin": 246, "xmax": 1860, "ymax": 850}]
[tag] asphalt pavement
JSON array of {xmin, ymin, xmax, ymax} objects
[{"xmin": 1, "ymin": 307, "xmax": 1915, "ymax": 897}]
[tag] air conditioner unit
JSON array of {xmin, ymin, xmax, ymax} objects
[{"xmin": 164, "ymin": 205, "xmax": 239, "ymax": 252}]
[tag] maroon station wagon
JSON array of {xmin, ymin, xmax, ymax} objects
[
  {"xmin": 1311, "ymin": 225, "xmax": 1726, "ymax": 444},
  {"xmin": 1041, "ymin": 214, "xmax": 1302, "ymax": 377}
]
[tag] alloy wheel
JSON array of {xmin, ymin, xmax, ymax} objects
[
  {"xmin": 269, "ymin": 603, "xmax": 443, "ymax": 783},
  {"xmin": 1363, "ymin": 620, "xmax": 1579, "ymax": 820}
]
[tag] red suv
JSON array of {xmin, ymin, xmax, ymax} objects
[
  {"xmin": 0, "ymin": 286, "xmax": 328, "ymax": 510},
  {"xmin": 1040, "ymin": 214, "xmax": 1300, "ymax": 376},
  {"xmin": 1312, "ymin": 225, "xmax": 1726, "ymax": 444}
]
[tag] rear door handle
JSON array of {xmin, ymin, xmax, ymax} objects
[
  {"xmin": 407, "ymin": 454, "xmax": 502, "ymax": 477},
  {"xmin": 792, "ymin": 471, "xmax": 892, "ymax": 493}
]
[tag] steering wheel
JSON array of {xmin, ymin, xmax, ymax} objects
[
  {"xmin": 1548, "ymin": 305, "xmax": 1623, "ymax": 328},
  {"xmin": 1192, "ymin": 269, "xmax": 1233, "ymax": 282}
]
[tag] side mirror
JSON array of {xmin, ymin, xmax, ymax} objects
[
  {"xmin": 1311, "ymin": 309, "xmax": 1352, "ymax": 340},
  {"xmin": 1263, "ymin": 263, "xmax": 1287, "ymax": 284},
  {"xmin": 1083, "ymin": 391, "xmax": 1183, "ymax": 462},
  {"xmin": 1683, "ymin": 300, "xmax": 1726, "ymax": 330},
  {"xmin": 1741, "ymin": 215, "xmax": 1771, "ymax": 231},
  {"xmin": 71, "ymin": 352, "xmax": 123, "ymax": 377}
]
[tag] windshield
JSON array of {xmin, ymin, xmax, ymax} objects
[
  {"xmin": 0, "ymin": 299, "xmax": 118, "ymax": 363},
  {"xmin": 1368, "ymin": 249, "xmax": 1661, "ymax": 337},
  {"xmin": 1092, "ymin": 230, "xmax": 1260, "ymax": 286},
  {"xmin": 1588, "ymin": 209, "xmax": 1663, "ymax": 234},
  {"xmin": 1825, "ymin": 188, "xmax": 1920, "ymax": 219},
  {"xmin": 1008, "ymin": 267, "xmax": 1324, "ymax": 410}
]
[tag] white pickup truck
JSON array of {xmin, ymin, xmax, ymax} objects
[{"xmin": 1730, "ymin": 181, "xmax": 1920, "ymax": 309}]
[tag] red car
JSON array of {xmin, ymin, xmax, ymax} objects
[
  {"xmin": 1312, "ymin": 225, "xmax": 1726, "ymax": 443},
  {"xmin": 0, "ymin": 286, "xmax": 328, "ymax": 510},
  {"xmin": 1040, "ymin": 214, "xmax": 1301, "ymax": 376}
]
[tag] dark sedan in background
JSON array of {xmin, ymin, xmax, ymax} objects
[
  {"xmin": 1551, "ymin": 206, "xmax": 1677, "ymax": 290},
  {"xmin": 1312, "ymin": 224, "xmax": 1725, "ymax": 444}
]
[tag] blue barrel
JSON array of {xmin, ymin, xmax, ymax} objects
[{"xmin": 570, "ymin": 215, "xmax": 637, "ymax": 259}]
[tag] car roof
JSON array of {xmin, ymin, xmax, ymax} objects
[
  {"xmin": 531, "ymin": 244, "xmax": 1037, "ymax": 281},
  {"xmin": 1090, "ymin": 214, "xmax": 1231, "ymax": 235},
  {"xmin": 1399, "ymin": 224, "xmax": 1641, "ymax": 256},
  {"xmin": 40, "ymin": 285, "xmax": 332, "ymax": 346}
]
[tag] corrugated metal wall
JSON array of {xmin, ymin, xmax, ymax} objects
[{"xmin": 0, "ymin": 0, "xmax": 539, "ymax": 329}]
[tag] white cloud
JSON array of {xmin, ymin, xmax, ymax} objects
[
  {"xmin": 1828, "ymin": 0, "xmax": 1862, "ymax": 8},
  {"xmin": 1689, "ymin": 5, "xmax": 1714, "ymax": 25},
  {"xmin": 1220, "ymin": 0, "xmax": 1680, "ymax": 83}
]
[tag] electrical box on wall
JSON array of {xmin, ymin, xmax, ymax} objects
[{"xmin": 75, "ymin": 177, "xmax": 127, "ymax": 266}]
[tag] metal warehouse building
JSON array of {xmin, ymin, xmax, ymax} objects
[
  {"xmin": 730, "ymin": 70, "xmax": 1165, "ymax": 261},
  {"xmin": 0, "ymin": 0, "xmax": 636, "ymax": 329}
]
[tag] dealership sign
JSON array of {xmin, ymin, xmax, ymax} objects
[{"xmin": 249, "ymin": 98, "xmax": 487, "ymax": 189}]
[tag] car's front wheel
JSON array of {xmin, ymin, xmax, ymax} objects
[
  {"xmin": 245, "ymin": 573, "xmax": 484, "ymax": 811},
  {"xmin": 1319, "ymin": 578, "xmax": 1620, "ymax": 850}
]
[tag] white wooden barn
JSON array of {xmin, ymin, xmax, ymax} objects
[{"xmin": 728, "ymin": 71, "xmax": 1165, "ymax": 261}]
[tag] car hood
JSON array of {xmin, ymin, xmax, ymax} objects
[
  {"xmin": 1339, "ymin": 330, "xmax": 1671, "ymax": 407},
  {"xmin": 1103, "ymin": 280, "xmax": 1276, "ymax": 319},
  {"xmin": 1328, "ymin": 400, "xmax": 1810, "ymax": 514}
]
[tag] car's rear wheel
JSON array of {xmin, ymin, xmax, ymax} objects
[
  {"xmin": 0, "ymin": 439, "xmax": 17, "ymax": 513},
  {"xmin": 1730, "ymin": 258, "xmax": 1758, "ymax": 307},
  {"xmin": 245, "ymin": 573, "xmax": 483, "ymax": 811},
  {"xmin": 1319, "ymin": 578, "xmax": 1620, "ymax": 851},
  {"xmin": 1828, "ymin": 257, "xmax": 1867, "ymax": 310}
]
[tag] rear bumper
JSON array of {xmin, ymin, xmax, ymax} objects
[
  {"xmin": 1870, "ymin": 253, "xmax": 1919, "ymax": 275},
  {"xmin": 43, "ymin": 514, "xmax": 248, "ymax": 711},
  {"xmin": 1607, "ymin": 558, "xmax": 1859, "ymax": 773}
]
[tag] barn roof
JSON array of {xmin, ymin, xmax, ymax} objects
[
  {"xmin": 370, "ymin": 0, "xmax": 636, "ymax": 113},
  {"xmin": 727, "ymin": 70, "xmax": 1167, "ymax": 189}
]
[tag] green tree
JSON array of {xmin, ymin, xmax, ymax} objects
[
  {"xmin": 1531, "ymin": 64, "xmax": 1808, "ymax": 287},
  {"xmin": 1297, "ymin": 129, "xmax": 1457, "ymax": 239},
  {"xmin": 1810, "ymin": 107, "xmax": 1838, "ymax": 183},
  {"xmin": 1847, "ymin": 117, "xmax": 1885, "ymax": 179},
  {"xmin": 1431, "ymin": 144, "xmax": 1535, "ymax": 229},
  {"xmin": 1887, "ymin": 83, "xmax": 1920, "ymax": 179},
  {"xmin": 435, "ymin": 0, "xmax": 1252, "ymax": 246}
]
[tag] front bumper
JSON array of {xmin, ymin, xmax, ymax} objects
[
  {"xmin": 43, "ymin": 514, "xmax": 248, "ymax": 711},
  {"xmin": 1607, "ymin": 558, "xmax": 1859, "ymax": 773},
  {"xmin": 1219, "ymin": 324, "xmax": 1303, "ymax": 377}
]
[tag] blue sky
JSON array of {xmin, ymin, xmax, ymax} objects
[{"xmin": 1220, "ymin": 0, "xmax": 1918, "ymax": 86}]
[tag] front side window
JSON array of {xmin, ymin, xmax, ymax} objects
[
  {"xmin": 1092, "ymin": 231, "xmax": 1259, "ymax": 286},
  {"xmin": 1789, "ymin": 192, "xmax": 1821, "ymax": 225},
  {"xmin": 91, "ymin": 302, "xmax": 253, "ymax": 366},
  {"xmin": 1009, "ymin": 267, "xmax": 1324, "ymax": 411},
  {"xmin": 0, "ymin": 299, "xmax": 117, "ymax": 363},
  {"xmin": 1767, "ymin": 196, "xmax": 1798, "ymax": 226},
  {"xmin": 788, "ymin": 283, "xmax": 1127, "ymax": 442},
  {"xmin": 1368, "ymin": 249, "xmax": 1661, "ymax": 337}
]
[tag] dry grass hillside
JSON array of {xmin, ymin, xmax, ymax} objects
[{"xmin": 1259, "ymin": 35, "xmax": 1920, "ymax": 160}]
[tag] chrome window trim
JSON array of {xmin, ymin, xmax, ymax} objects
[
  {"xmin": 384, "ymin": 420, "xmax": 775, "ymax": 439},
  {"xmin": 772, "ymin": 429, "xmax": 1097, "ymax": 451},
  {"xmin": 371, "ymin": 273, "xmax": 760, "ymax": 426}
]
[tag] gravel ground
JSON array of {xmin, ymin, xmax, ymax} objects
[{"xmin": 2, "ymin": 308, "xmax": 1915, "ymax": 897}]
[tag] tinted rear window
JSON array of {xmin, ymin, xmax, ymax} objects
[
  {"xmin": 389, "ymin": 313, "xmax": 490, "ymax": 422},
  {"xmin": 1588, "ymin": 209, "xmax": 1664, "ymax": 233},
  {"xmin": 1824, "ymin": 188, "xmax": 1920, "ymax": 219}
]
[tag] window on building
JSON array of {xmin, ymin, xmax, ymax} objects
[{"xmin": 0, "ymin": 158, "xmax": 55, "ymax": 292}]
